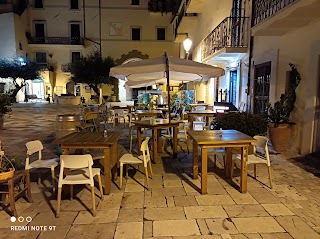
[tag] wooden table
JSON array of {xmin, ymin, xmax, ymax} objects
[
  {"xmin": 53, "ymin": 131, "xmax": 121, "ymax": 195},
  {"xmin": 135, "ymin": 110, "xmax": 163, "ymax": 120},
  {"xmin": 187, "ymin": 129, "xmax": 255, "ymax": 194},
  {"xmin": 133, "ymin": 119, "xmax": 179, "ymax": 163},
  {"xmin": 187, "ymin": 110, "xmax": 216, "ymax": 126}
]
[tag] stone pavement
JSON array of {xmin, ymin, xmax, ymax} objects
[{"xmin": 0, "ymin": 103, "xmax": 320, "ymax": 239}]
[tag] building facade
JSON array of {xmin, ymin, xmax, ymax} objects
[{"xmin": 0, "ymin": 0, "xmax": 179, "ymax": 102}]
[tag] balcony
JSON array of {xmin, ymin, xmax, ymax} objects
[
  {"xmin": 172, "ymin": 0, "xmax": 198, "ymax": 41},
  {"xmin": 61, "ymin": 63, "xmax": 71, "ymax": 73},
  {"xmin": 252, "ymin": 0, "xmax": 320, "ymax": 36},
  {"xmin": 27, "ymin": 37, "xmax": 84, "ymax": 45},
  {"xmin": 201, "ymin": 16, "xmax": 249, "ymax": 62}
]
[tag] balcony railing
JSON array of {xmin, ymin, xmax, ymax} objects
[
  {"xmin": 201, "ymin": 16, "xmax": 249, "ymax": 60},
  {"xmin": 172, "ymin": 0, "xmax": 196, "ymax": 39},
  {"xmin": 27, "ymin": 37, "xmax": 84, "ymax": 45},
  {"xmin": 61, "ymin": 63, "xmax": 71, "ymax": 73},
  {"xmin": 252, "ymin": 0, "xmax": 296, "ymax": 26}
]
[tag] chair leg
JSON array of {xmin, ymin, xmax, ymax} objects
[
  {"xmin": 51, "ymin": 168, "xmax": 56, "ymax": 192},
  {"xmin": 148, "ymin": 161, "xmax": 153, "ymax": 179},
  {"xmin": 97, "ymin": 174, "xmax": 104, "ymax": 200},
  {"xmin": 56, "ymin": 187, "xmax": 62, "ymax": 218},
  {"xmin": 254, "ymin": 164, "xmax": 257, "ymax": 179},
  {"xmin": 38, "ymin": 172, "xmax": 41, "ymax": 185},
  {"xmin": 119, "ymin": 164, "xmax": 123, "ymax": 189},
  {"xmin": 213, "ymin": 154, "xmax": 217, "ymax": 168},
  {"xmin": 267, "ymin": 166, "xmax": 273, "ymax": 189},
  {"xmin": 126, "ymin": 164, "xmax": 129, "ymax": 180},
  {"xmin": 70, "ymin": 185, "xmax": 73, "ymax": 200},
  {"xmin": 129, "ymin": 129, "xmax": 133, "ymax": 153},
  {"xmin": 91, "ymin": 186, "xmax": 96, "ymax": 217},
  {"xmin": 144, "ymin": 166, "xmax": 150, "ymax": 190},
  {"xmin": 186, "ymin": 139, "xmax": 190, "ymax": 154}
]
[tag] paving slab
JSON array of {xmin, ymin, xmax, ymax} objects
[
  {"xmin": 232, "ymin": 217, "xmax": 285, "ymax": 233},
  {"xmin": 153, "ymin": 219, "xmax": 201, "ymax": 237}
]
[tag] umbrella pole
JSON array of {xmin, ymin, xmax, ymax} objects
[{"xmin": 164, "ymin": 52, "xmax": 170, "ymax": 123}]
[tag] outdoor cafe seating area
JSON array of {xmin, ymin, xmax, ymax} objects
[{"xmin": 1, "ymin": 103, "xmax": 320, "ymax": 238}]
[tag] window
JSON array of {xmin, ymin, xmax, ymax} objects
[
  {"xmin": 157, "ymin": 27, "xmax": 166, "ymax": 40},
  {"xmin": 131, "ymin": 0, "xmax": 139, "ymax": 5},
  {"xmin": 131, "ymin": 27, "xmax": 141, "ymax": 41},
  {"xmin": 35, "ymin": 52, "xmax": 47, "ymax": 64},
  {"xmin": 34, "ymin": 0, "xmax": 43, "ymax": 8},
  {"xmin": 71, "ymin": 52, "xmax": 81, "ymax": 63},
  {"xmin": 70, "ymin": 0, "xmax": 79, "ymax": 10}
]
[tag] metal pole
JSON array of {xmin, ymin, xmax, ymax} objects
[{"xmin": 164, "ymin": 52, "xmax": 171, "ymax": 122}]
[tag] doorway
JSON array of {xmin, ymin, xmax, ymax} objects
[
  {"xmin": 313, "ymin": 56, "xmax": 320, "ymax": 152},
  {"xmin": 229, "ymin": 70, "xmax": 237, "ymax": 105},
  {"xmin": 253, "ymin": 62, "xmax": 271, "ymax": 114},
  {"xmin": 70, "ymin": 23, "xmax": 81, "ymax": 44}
]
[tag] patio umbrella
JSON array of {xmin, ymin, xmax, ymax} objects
[{"xmin": 110, "ymin": 52, "xmax": 225, "ymax": 120}]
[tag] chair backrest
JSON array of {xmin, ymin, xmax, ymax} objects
[
  {"xmin": 113, "ymin": 108, "xmax": 125, "ymax": 116},
  {"xmin": 193, "ymin": 121, "xmax": 205, "ymax": 131},
  {"xmin": 252, "ymin": 136, "xmax": 271, "ymax": 166},
  {"xmin": 85, "ymin": 112, "xmax": 99, "ymax": 121},
  {"xmin": 140, "ymin": 137, "xmax": 151, "ymax": 167},
  {"xmin": 25, "ymin": 140, "xmax": 43, "ymax": 169},
  {"xmin": 59, "ymin": 154, "xmax": 94, "ymax": 187},
  {"xmin": 195, "ymin": 106, "xmax": 206, "ymax": 111}
]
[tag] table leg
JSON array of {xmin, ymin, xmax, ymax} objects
[
  {"xmin": 188, "ymin": 115, "xmax": 193, "ymax": 129},
  {"xmin": 137, "ymin": 127, "xmax": 142, "ymax": 155},
  {"xmin": 111, "ymin": 144, "xmax": 118, "ymax": 181},
  {"xmin": 205, "ymin": 116, "xmax": 210, "ymax": 126},
  {"xmin": 157, "ymin": 129, "xmax": 162, "ymax": 153},
  {"xmin": 8, "ymin": 179, "xmax": 17, "ymax": 217},
  {"xmin": 225, "ymin": 148, "xmax": 233, "ymax": 178},
  {"xmin": 172, "ymin": 125, "xmax": 178, "ymax": 158},
  {"xmin": 192, "ymin": 140, "xmax": 198, "ymax": 179},
  {"xmin": 103, "ymin": 147, "xmax": 111, "ymax": 195},
  {"xmin": 240, "ymin": 146, "xmax": 248, "ymax": 193},
  {"xmin": 152, "ymin": 129, "xmax": 158, "ymax": 163},
  {"xmin": 201, "ymin": 147, "xmax": 208, "ymax": 194}
]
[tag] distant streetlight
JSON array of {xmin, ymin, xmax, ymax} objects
[{"xmin": 183, "ymin": 35, "xmax": 192, "ymax": 59}]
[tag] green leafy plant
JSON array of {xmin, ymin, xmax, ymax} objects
[
  {"xmin": 266, "ymin": 63, "xmax": 301, "ymax": 126},
  {"xmin": 0, "ymin": 93, "xmax": 13, "ymax": 115},
  {"xmin": 216, "ymin": 112, "xmax": 267, "ymax": 137}
]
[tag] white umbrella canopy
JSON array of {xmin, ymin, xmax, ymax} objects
[
  {"xmin": 110, "ymin": 52, "xmax": 225, "ymax": 121},
  {"xmin": 110, "ymin": 53, "xmax": 225, "ymax": 88}
]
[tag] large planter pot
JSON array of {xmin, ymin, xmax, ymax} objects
[
  {"xmin": 268, "ymin": 123, "xmax": 292, "ymax": 152},
  {"xmin": 0, "ymin": 114, "xmax": 4, "ymax": 129}
]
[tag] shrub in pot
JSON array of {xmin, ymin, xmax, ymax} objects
[
  {"xmin": 266, "ymin": 63, "xmax": 301, "ymax": 152},
  {"xmin": 0, "ymin": 93, "xmax": 13, "ymax": 129}
]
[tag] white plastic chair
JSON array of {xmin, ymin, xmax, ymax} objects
[
  {"xmin": 110, "ymin": 109, "xmax": 128, "ymax": 127},
  {"xmin": 129, "ymin": 116, "xmax": 153, "ymax": 153},
  {"xmin": 56, "ymin": 154, "xmax": 103, "ymax": 217},
  {"xmin": 83, "ymin": 112, "xmax": 99, "ymax": 131},
  {"xmin": 231, "ymin": 135, "xmax": 272, "ymax": 188},
  {"xmin": 25, "ymin": 140, "xmax": 59, "ymax": 192},
  {"xmin": 119, "ymin": 137, "xmax": 152, "ymax": 190},
  {"xmin": 162, "ymin": 122, "xmax": 190, "ymax": 154}
]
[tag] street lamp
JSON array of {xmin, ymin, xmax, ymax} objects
[{"xmin": 183, "ymin": 35, "xmax": 192, "ymax": 59}]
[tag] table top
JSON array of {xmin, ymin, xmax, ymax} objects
[
  {"xmin": 133, "ymin": 119, "xmax": 179, "ymax": 127},
  {"xmin": 187, "ymin": 110, "xmax": 215, "ymax": 115},
  {"xmin": 188, "ymin": 129, "xmax": 255, "ymax": 145},
  {"xmin": 135, "ymin": 110, "xmax": 163, "ymax": 114},
  {"xmin": 53, "ymin": 131, "xmax": 121, "ymax": 147}
]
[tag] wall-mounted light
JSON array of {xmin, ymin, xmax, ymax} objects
[{"xmin": 183, "ymin": 35, "xmax": 192, "ymax": 59}]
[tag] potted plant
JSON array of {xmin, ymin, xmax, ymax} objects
[
  {"xmin": 0, "ymin": 92, "xmax": 13, "ymax": 129},
  {"xmin": 266, "ymin": 63, "xmax": 301, "ymax": 152}
]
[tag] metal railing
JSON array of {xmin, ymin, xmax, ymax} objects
[
  {"xmin": 201, "ymin": 16, "xmax": 249, "ymax": 60},
  {"xmin": 252, "ymin": 0, "xmax": 296, "ymax": 26},
  {"xmin": 61, "ymin": 63, "xmax": 71, "ymax": 73},
  {"xmin": 27, "ymin": 37, "xmax": 84, "ymax": 45},
  {"xmin": 172, "ymin": 0, "xmax": 196, "ymax": 39}
]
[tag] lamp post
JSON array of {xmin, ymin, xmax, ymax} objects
[{"xmin": 183, "ymin": 35, "xmax": 192, "ymax": 59}]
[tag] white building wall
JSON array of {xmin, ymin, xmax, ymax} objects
[
  {"xmin": 0, "ymin": 13, "xmax": 17, "ymax": 59},
  {"xmin": 252, "ymin": 19, "xmax": 320, "ymax": 155}
]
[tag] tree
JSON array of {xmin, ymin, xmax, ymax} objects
[
  {"xmin": 70, "ymin": 52, "xmax": 117, "ymax": 95},
  {"xmin": 0, "ymin": 59, "xmax": 42, "ymax": 99}
]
